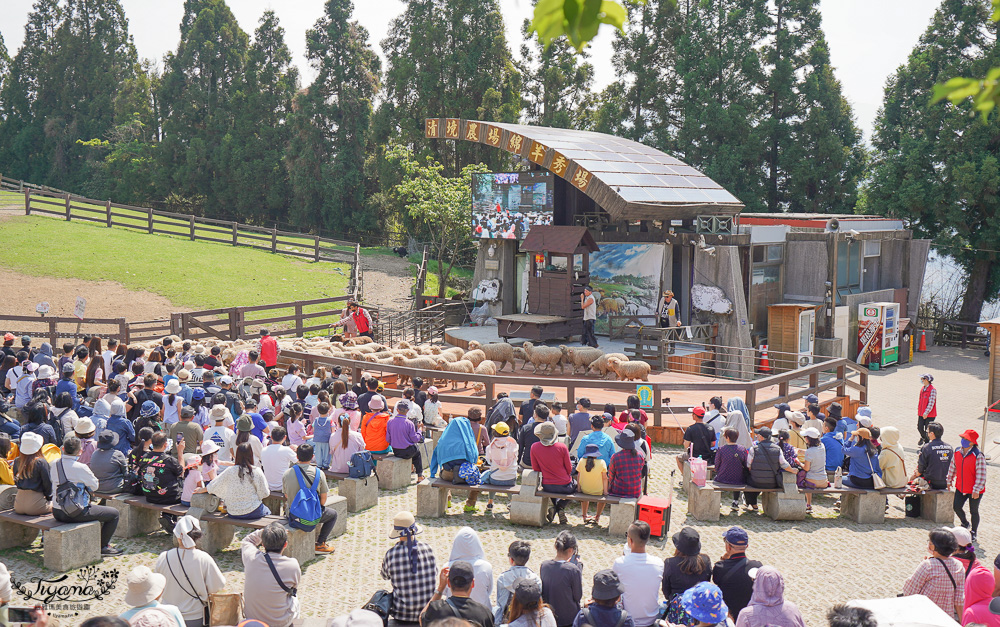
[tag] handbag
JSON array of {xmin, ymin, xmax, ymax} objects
[
  {"xmin": 55, "ymin": 459, "xmax": 91, "ymax": 517},
  {"xmin": 867, "ymin": 454, "xmax": 886, "ymax": 490},
  {"xmin": 363, "ymin": 590, "xmax": 393, "ymax": 627},
  {"xmin": 209, "ymin": 592, "xmax": 243, "ymax": 626},
  {"xmin": 689, "ymin": 446, "xmax": 708, "ymax": 487}
]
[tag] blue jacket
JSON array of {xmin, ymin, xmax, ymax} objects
[
  {"xmin": 577, "ymin": 430, "xmax": 615, "ymax": 467},
  {"xmin": 104, "ymin": 414, "xmax": 136, "ymax": 455},
  {"xmin": 821, "ymin": 432, "xmax": 844, "ymax": 472},
  {"xmin": 429, "ymin": 417, "xmax": 479, "ymax": 478},
  {"xmin": 55, "ymin": 379, "xmax": 79, "ymax": 409},
  {"xmin": 836, "ymin": 418, "xmax": 858, "ymax": 443},
  {"xmin": 845, "ymin": 443, "xmax": 881, "ymax": 479}
]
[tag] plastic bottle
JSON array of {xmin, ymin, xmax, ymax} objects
[{"xmin": 834, "ymin": 466, "xmax": 843, "ymax": 488}]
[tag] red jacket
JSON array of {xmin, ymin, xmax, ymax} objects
[
  {"xmin": 918, "ymin": 384, "xmax": 937, "ymax": 418},
  {"xmin": 259, "ymin": 335, "xmax": 278, "ymax": 367},
  {"xmin": 352, "ymin": 308, "xmax": 372, "ymax": 334}
]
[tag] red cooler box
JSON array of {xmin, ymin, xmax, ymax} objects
[{"xmin": 637, "ymin": 494, "xmax": 671, "ymax": 537}]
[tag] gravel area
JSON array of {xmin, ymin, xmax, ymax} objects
[{"xmin": 360, "ymin": 251, "xmax": 415, "ymax": 310}]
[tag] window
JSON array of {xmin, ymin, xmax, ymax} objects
[
  {"xmin": 752, "ymin": 244, "xmax": 783, "ymax": 263},
  {"xmin": 836, "ymin": 240, "xmax": 862, "ymax": 303},
  {"xmin": 752, "ymin": 266, "xmax": 780, "ymax": 285},
  {"xmin": 863, "ymin": 239, "xmax": 881, "ymax": 257},
  {"xmin": 767, "ymin": 245, "xmax": 783, "ymax": 262}
]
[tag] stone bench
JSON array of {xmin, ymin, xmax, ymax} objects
[
  {"xmin": 377, "ymin": 454, "xmax": 416, "ymax": 490},
  {"xmin": 416, "ymin": 478, "xmax": 521, "ymax": 518},
  {"xmin": 322, "ymin": 469, "xmax": 378, "ymax": 512},
  {"xmin": 500, "ymin": 471, "xmax": 637, "ymax": 536},
  {"xmin": 94, "ymin": 491, "xmax": 190, "ymax": 537},
  {"xmin": 534, "ymin": 489, "xmax": 638, "ymax": 537},
  {"xmin": 0, "ymin": 485, "xmax": 102, "ymax": 572}
]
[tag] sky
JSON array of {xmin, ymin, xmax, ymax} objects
[{"xmin": 0, "ymin": 0, "xmax": 942, "ymax": 143}]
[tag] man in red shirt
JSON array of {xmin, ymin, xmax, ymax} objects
[
  {"xmin": 531, "ymin": 421, "xmax": 575, "ymax": 526},
  {"xmin": 347, "ymin": 300, "xmax": 374, "ymax": 339},
  {"xmin": 257, "ymin": 328, "xmax": 279, "ymax": 369},
  {"xmin": 947, "ymin": 428, "xmax": 987, "ymax": 541}
]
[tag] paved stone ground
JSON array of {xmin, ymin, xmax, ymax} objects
[{"xmin": 3, "ymin": 345, "xmax": 997, "ymax": 626}]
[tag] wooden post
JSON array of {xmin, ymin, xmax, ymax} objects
[
  {"xmin": 24, "ymin": 189, "xmax": 30, "ymax": 215},
  {"xmin": 65, "ymin": 193, "xmax": 71, "ymax": 220},
  {"xmin": 119, "ymin": 320, "xmax": 129, "ymax": 344},
  {"xmin": 228, "ymin": 309, "xmax": 239, "ymax": 341},
  {"xmin": 235, "ymin": 307, "xmax": 245, "ymax": 338},
  {"xmin": 147, "ymin": 208, "xmax": 153, "ymax": 234},
  {"xmin": 314, "ymin": 236, "xmax": 320, "ymax": 262},
  {"xmin": 190, "ymin": 216, "xmax": 196, "ymax": 241},
  {"xmin": 836, "ymin": 364, "xmax": 847, "ymax": 398},
  {"xmin": 105, "ymin": 200, "xmax": 112, "ymax": 227},
  {"xmin": 271, "ymin": 228, "xmax": 277, "ymax": 253},
  {"xmin": 859, "ymin": 370, "xmax": 868, "ymax": 404},
  {"xmin": 48, "ymin": 319, "xmax": 58, "ymax": 347},
  {"xmin": 653, "ymin": 386, "xmax": 662, "ymax": 427},
  {"xmin": 295, "ymin": 303, "xmax": 304, "ymax": 336},
  {"xmin": 170, "ymin": 313, "xmax": 181, "ymax": 336},
  {"xmin": 778, "ymin": 381, "xmax": 788, "ymax": 402},
  {"xmin": 808, "ymin": 371, "xmax": 818, "ymax": 393},
  {"xmin": 746, "ymin": 387, "xmax": 757, "ymax": 429}
]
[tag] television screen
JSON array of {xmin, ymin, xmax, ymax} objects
[{"xmin": 471, "ymin": 171, "xmax": 554, "ymax": 239}]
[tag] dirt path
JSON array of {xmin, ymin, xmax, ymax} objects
[{"xmin": 360, "ymin": 252, "xmax": 414, "ymax": 311}]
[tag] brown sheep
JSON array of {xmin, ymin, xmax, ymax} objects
[
  {"xmin": 467, "ymin": 340, "xmax": 515, "ymax": 371},
  {"xmin": 461, "ymin": 349, "xmax": 487, "ymax": 367},
  {"xmin": 588, "ymin": 353, "xmax": 629, "ymax": 379},
  {"xmin": 522, "ymin": 342, "xmax": 567, "ymax": 375},
  {"xmin": 345, "ymin": 336, "xmax": 374, "ymax": 346},
  {"xmin": 565, "ymin": 347, "xmax": 605, "ymax": 375},
  {"xmin": 607, "ymin": 357, "xmax": 651, "ymax": 382}
]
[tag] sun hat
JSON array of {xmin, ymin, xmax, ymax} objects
[
  {"xmin": 388, "ymin": 511, "xmax": 422, "ymax": 538},
  {"xmin": 18, "ymin": 432, "xmax": 43, "ymax": 455},
  {"xmin": 722, "ymin": 526, "xmax": 749, "ymax": 546},
  {"xmin": 124, "ymin": 566, "xmax": 167, "ymax": 607},
  {"xmin": 23, "ymin": 361, "xmax": 37, "ymax": 373},
  {"xmin": 140, "ymin": 400, "xmax": 159, "ymax": 418},
  {"xmin": 786, "ymin": 411, "xmax": 805, "ymax": 426},
  {"xmin": 804, "ymin": 394, "xmax": 819, "ymax": 404},
  {"xmin": 369, "ymin": 396, "xmax": 385, "ymax": 411},
  {"xmin": 177, "ymin": 369, "xmax": 191, "ymax": 381},
  {"xmin": 200, "ymin": 440, "xmax": 220, "ymax": 456},
  {"xmin": 858, "ymin": 416, "xmax": 873, "ymax": 428},
  {"xmin": 210, "ymin": 405, "xmax": 228, "ymax": 421},
  {"xmin": 183, "ymin": 453, "xmax": 200, "ymax": 468},
  {"xmin": 851, "ymin": 427, "xmax": 872, "ymax": 440},
  {"xmin": 591, "ymin": 569, "xmax": 625, "ymax": 601},
  {"xmin": 801, "ymin": 427, "xmax": 821, "ymax": 439},
  {"xmin": 492, "ymin": 422, "xmax": 510, "ymax": 436},
  {"xmin": 191, "ymin": 388, "xmax": 205, "ymax": 401},
  {"xmin": 448, "ymin": 561, "xmax": 475, "ymax": 588},
  {"xmin": 614, "ymin": 431, "xmax": 636, "ymax": 450},
  {"xmin": 173, "ymin": 515, "xmax": 201, "ymax": 550},
  {"xmin": 672, "ymin": 527, "xmax": 701, "ymax": 556},
  {"xmin": 62, "ymin": 362, "xmax": 75, "ymax": 374},
  {"xmin": 74, "ymin": 417, "xmax": 96, "ymax": 436},
  {"xmin": 36, "ymin": 365, "xmax": 55, "ymax": 380},
  {"xmin": 97, "ymin": 431, "xmax": 119, "ymax": 450},
  {"xmin": 856, "ymin": 407, "xmax": 872, "ymax": 420},
  {"xmin": 681, "ymin": 582, "xmax": 728, "ymax": 625},
  {"xmin": 582, "ymin": 443, "xmax": 602, "ymax": 458},
  {"xmin": 691, "ymin": 406, "xmax": 705, "ymax": 418},
  {"xmin": 513, "ymin": 578, "xmax": 542, "ymax": 605},
  {"xmin": 960, "ymin": 429, "xmax": 980, "ymax": 444},
  {"xmin": 827, "ymin": 402, "xmax": 842, "ymax": 418},
  {"xmin": 164, "ymin": 379, "xmax": 181, "ymax": 394},
  {"xmin": 340, "ymin": 392, "xmax": 358, "ymax": 409},
  {"xmin": 250, "ymin": 379, "xmax": 265, "ymax": 390},
  {"xmin": 329, "ymin": 610, "xmax": 385, "ymax": 627},
  {"xmin": 193, "ymin": 345, "xmax": 205, "ymax": 355},
  {"xmin": 236, "ymin": 415, "xmax": 253, "ymax": 432},
  {"xmin": 534, "ymin": 422, "xmax": 557, "ymax": 446}
]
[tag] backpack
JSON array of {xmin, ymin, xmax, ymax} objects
[
  {"xmin": 288, "ymin": 465, "xmax": 324, "ymax": 531},
  {"xmin": 348, "ymin": 451, "xmax": 375, "ymax": 479},
  {"xmin": 582, "ymin": 607, "xmax": 629, "ymax": 627},
  {"xmin": 458, "ymin": 461, "xmax": 482, "ymax": 486}
]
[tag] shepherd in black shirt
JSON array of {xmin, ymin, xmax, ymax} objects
[
  {"xmin": 420, "ymin": 561, "xmax": 494, "ymax": 627},
  {"xmin": 914, "ymin": 421, "xmax": 952, "ymax": 489}
]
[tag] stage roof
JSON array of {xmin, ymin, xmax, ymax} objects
[{"xmin": 425, "ymin": 118, "xmax": 743, "ymax": 221}]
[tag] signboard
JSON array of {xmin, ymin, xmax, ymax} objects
[
  {"xmin": 636, "ymin": 384, "xmax": 654, "ymax": 409},
  {"xmin": 35, "ymin": 302, "xmax": 49, "ymax": 315},
  {"xmin": 73, "ymin": 297, "xmax": 87, "ymax": 320}
]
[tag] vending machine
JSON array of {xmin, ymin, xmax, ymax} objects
[{"xmin": 857, "ymin": 302, "xmax": 900, "ymax": 368}]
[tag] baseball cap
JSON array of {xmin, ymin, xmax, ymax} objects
[
  {"xmin": 804, "ymin": 394, "xmax": 819, "ymax": 404},
  {"xmin": 448, "ymin": 561, "xmax": 475, "ymax": 588},
  {"xmin": 691, "ymin": 407, "xmax": 705, "ymax": 418},
  {"xmin": 722, "ymin": 526, "xmax": 749, "ymax": 546},
  {"xmin": 513, "ymin": 578, "xmax": 542, "ymax": 605},
  {"xmin": 492, "ymin": 422, "xmax": 510, "ymax": 436},
  {"xmin": 219, "ymin": 375, "xmax": 233, "ymax": 385},
  {"xmin": 774, "ymin": 402, "xmax": 790, "ymax": 414}
]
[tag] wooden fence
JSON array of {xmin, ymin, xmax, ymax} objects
[
  {"xmin": 0, "ymin": 173, "xmax": 67, "ymax": 196},
  {"xmin": 162, "ymin": 295, "xmax": 357, "ymax": 342},
  {"xmin": 0, "ymin": 314, "xmax": 129, "ymax": 346}
]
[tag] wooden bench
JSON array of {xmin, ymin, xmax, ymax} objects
[
  {"xmin": 534, "ymin": 489, "xmax": 638, "ymax": 536},
  {"xmin": 416, "ymin": 478, "xmax": 520, "ymax": 518},
  {"xmin": 95, "ymin": 491, "xmax": 189, "ymax": 537},
  {"xmin": 0, "ymin": 508, "xmax": 102, "ymax": 572},
  {"xmin": 322, "ymin": 469, "xmax": 378, "ymax": 512}
]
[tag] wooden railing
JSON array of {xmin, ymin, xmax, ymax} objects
[
  {"xmin": 0, "ymin": 174, "xmax": 67, "ymax": 195},
  {"xmin": 934, "ymin": 319, "xmax": 989, "ymax": 350},
  {"xmin": 165, "ymin": 296, "xmax": 356, "ymax": 342},
  {"xmin": 0, "ymin": 314, "xmax": 128, "ymax": 345}
]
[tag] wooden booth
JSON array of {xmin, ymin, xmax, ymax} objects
[
  {"xmin": 979, "ymin": 317, "xmax": 1000, "ymax": 407},
  {"xmin": 495, "ymin": 226, "xmax": 599, "ymax": 342},
  {"xmin": 767, "ymin": 303, "xmax": 821, "ymax": 373}
]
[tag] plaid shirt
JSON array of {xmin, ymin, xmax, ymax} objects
[
  {"xmin": 608, "ymin": 449, "xmax": 644, "ymax": 497},
  {"xmin": 902, "ymin": 556, "xmax": 965, "ymax": 618},
  {"xmin": 380, "ymin": 539, "xmax": 438, "ymax": 622},
  {"xmin": 947, "ymin": 447, "xmax": 987, "ymax": 495}
]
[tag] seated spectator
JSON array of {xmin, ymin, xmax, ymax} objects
[
  {"xmin": 821, "ymin": 418, "xmax": 844, "ymax": 480},
  {"xmin": 105, "ymin": 399, "xmax": 135, "ymax": 456},
  {"xmin": 677, "ymin": 407, "xmax": 716, "ymax": 473},
  {"xmin": 381, "ymin": 511, "xmax": 438, "ymax": 625},
  {"xmin": 478, "ymin": 422, "xmax": 518, "ymax": 512},
  {"xmin": 576, "ymin": 444, "xmax": 608, "ymax": 525},
  {"xmin": 207, "ymin": 443, "xmax": 270, "ymax": 520},
  {"xmin": 612, "ymin": 521, "xmax": 663, "ymax": 627},
  {"xmin": 785, "ymin": 412, "xmax": 807, "ymax": 450},
  {"xmin": 663, "ymin": 527, "xmax": 713, "ymax": 623},
  {"xmin": 775, "ymin": 429, "xmax": 801, "ymax": 469},
  {"xmin": 843, "ymin": 428, "xmax": 882, "ymax": 489},
  {"xmin": 446, "ymin": 527, "xmax": 494, "ymax": 608},
  {"xmin": 712, "ymin": 527, "xmax": 761, "ymax": 620},
  {"xmin": 572, "ymin": 570, "xmax": 632, "ymax": 627},
  {"xmin": 745, "ymin": 428, "xmax": 797, "ymax": 511},
  {"xmin": 485, "ymin": 392, "xmax": 517, "ymax": 436},
  {"xmin": 282, "ymin": 444, "xmax": 338, "ymax": 555},
  {"xmin": 567, "ymin": 398, "xmax": 592, "ymax": 446},
  {"xmin": 577, "ymin": 415, "xmax": 616, "ymax": 467},
  {"xmin": 541, "ymin": 531, "xmax": 583, "ymax": 627},
  {"xmin": 92, "ymin": 432, "xmax": 128, "ymax": 494},
  {"xmin": 234, "ymin": 414, "xmax": 263, "ymax": 466},
  {"xmin": 0, "ymin": 434, "xmax": 11, "ymax": 485},
  {"xmin": 518, "ymin": 404, "xmax": 545, "ymax": 469},
  {"xmin": 429, "ymin": 416, "xmax": 478, "ymax": 482},
  {"xmin": 241, "ymin": 523, "xmax": 301, "ymax": 627},
  {"xmin": 608, "ymin": 431, "xmax": 644, "ymax": 499},
  {"xmin": 261, "ymin": 426, "xmax": 297, "ymax": 492},
  {"xmin": 52, "ymin": 436, "xmax": 123, "ymax": 555},
  {"xmin": 360, "ymin": 397, "xmax": 391, "ymax": 456},
  {"xmin": 22, "ymin": 403, "xmax": 58, "ymax": 446},
  {"xmin": 141, "ymin": 432, "xmax": 185, "ymax": 534},
  {"xmin": 119, "ymin": 566, "xmax": 186, "ymax": 627},
  {"xmin": 913, "ymin": 421, "xmax": 951, "ymax": 490},
  {"xmin": 468, "ymin": 407, "xmax": 491, "ymax": 457},
  {"xmin": 531, "ymin": 422, "xmax": 575, "ymax": 525},
  {"xmin": 74, "ymin": 417, "xmax": 99, "ymax": 465},
  {"xmin": 155, "ymin": 516, "xmax": 226, "ymax": 627},
  {"xmin": 550, "ymin": 402, "xmax": 568, "ymax": 439},
  {"xmin": 877, "ymin": 426, "xmax": 907, "ymax": 489},
  {"xmin": 724, "ymin": 410, "xmax": 753, "ymax": 449},
  {"xmin": 420, "ymin": 561, "xmax": 495, "ymax": 627},
  {"xmin": 506, "ymin": 578, "xmax": 556, "ymax": 627},
  {"xmin": 495, "ymin": 541, "xmax": 542, "ymax": 625},
  {"xmin": 713, "ymin": 428, "xmax": 749, "ymax": 512},
  {"xmin": 902, "ymin": 528, "xmax": 965, "ymax": 620},
  {"xmin": 330, "ymin": 412, "xmax": 367, "ymax": 474},
  {"xmin": 736, "ymin": 566, "xmax": 805, "ymax": 627},
  {"xmin": 797, "ymin": 427, "xmax": 828, "ymax": 511},
  {"xmin": 679, "ymin": 581, "xmax": 730, "ymax": 627},
  {"xmin": 0, "ymin": 399, "xmax": 21, "ymax": 439},
  {"xmin": 12, "ymin": 432, "xmax": 52, "ymax": 515},
  {"xmin": 387, "ymin": 400, "xmax": 425, "ymax": 481}
]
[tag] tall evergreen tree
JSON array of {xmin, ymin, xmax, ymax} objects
[
  {"xmin": 867, "ymin": 0, "xmax": 1000, "ymax": 322},
  {"xmin": 286, "ymin": 0, "xmax": 380, "ymax": 234},
  {"xmin": 519, "ymin": 12, "xmax": 595, "ymax": 129},
  {"xmin": 217, "ymin": 10, "xmax": 297, "ymax": 222},
  {"xmin": 157, "ymin": 0, "xmax": 248, "ymax": 209},
  {"xmin": 0, "ymin": 33, "xmax": 9, "ymax": 110}
]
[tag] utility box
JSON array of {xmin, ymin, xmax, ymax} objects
[
  {"xmin": 637, "ymin": 495, "xmax": 672, "ymax": 537},
  {"xmin": 767, "ymin": 303, "xmax": 821, "ymax": 373}
]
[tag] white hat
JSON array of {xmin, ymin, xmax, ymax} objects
[
  {"xmin": 177, "ymin": 369, "xmax": 191, "ymax": 381},
  {"xmin": 219, "ymin": 375, "xmax": 233, "ymax": 386},
  {"xmin": 173, "ymin": 515, "xmax": 201, "ymax": 550},
  {"xmin": 74, "ymin": 417, "xmax": 96, "ymax": 435},
  {"xmin": 36, "ymin": 365, "xmax": 55, "ymax": 380},
  {"xmin": 801, "ymin": 427, "xmax": 821, "ymax": 439},
  {"xmin": 164, "ymin": 379, "xmax": 181, "ymax": 394},
  {"xmin": 24, "ymin": 361, "xmax": 37, "ymax": 373},
  {"xmin": 949, "ymin": 526, "xmax": 973, "ymax": 548},
  {"xmin": 124, "ymin": 566, "xmax": 167, "ymax": 607},
  {"xmin": 787, "ymin": 411, "xmax": 806, "ymax": 426},
  {"xmin": 858, "ymin": 416, "xmax": 873, "ymax": 428},
  {"xmin": 18, "ymin": 432, "xmax": 43, "ymax": 455},
  {"xmin": 200, "ymin": 440, "xmax": 220, "ymax": 456}
]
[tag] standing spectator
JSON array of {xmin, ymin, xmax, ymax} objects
[
  {"xmin": 92, "ymin": 432, "xmax": 128, "ymax": 494},
  {"xmin": 387, "ymin": 400, "xmax": 425, "ymax": 481},
  {"xmin": 504, "ymin": 578, "xmax": 556, "ymax": 627},
  {"xmin": 261, "ymin": 426, "xmax": 297, "ymax": 491},
  {"xmin": 901, "ymin": 529, "xmax": 965, "ymax": 620},
  {"xmin": 282, "ymin": 444, "xmax": 338, "ymax": 555},
  {"xmin": 572, "ymin": 570, "xmax": 633, "ymax": 627},
  {"xmin": 52, "ymin": 436, "xmax": 123, "ymax": 555},
  {"xmin": 948, "ymin": 429, "xmax": 987, "ymax": 542},
  {"xmin": 917, "ymin": 373, "xmax": 937, "ymax": 445},
  {"xmin": 735, "ymin": 567, "xmax": 804, "ymax": 627},
  {"xmin": 608, "ymin": 431, "xmax": 644, "ymax": 499},
  {"xmin": 241, "ymin": 523, "xmax": 301, "ymax": 627},
  {"xmin": 380, "ymin": 511, "xmax": 438, "ymax": 625},
  {"xmin": 677, "ymin": 407, "xmax": 716, "ymax": 473},
  {"xmin": 663, "ymin": 527, "xmax": 712, "ymax": 624},
  {"xmin": 257, "ymin": 329, "xmax": 280, "ymax": 370},
  {"xmin": 532, "ymin": 422, "xmax": 575, "ymax": 525},
  {"xmin": 612, "ymin": 521, "xmax": 663, "ymax": 627},
  {"xmin": 155, "ymin": 515, "xmax": 226, "ymax": 627},
  {"xmin": 494, "ymin": 541, "xmax": 543, "ymax": 625},
  {"xmin": 580, "ymin": 286, "xmax": 598, "ymax": 349},
  {"xmin": 712, "ymin": 527, "xmax": 761, "ymax": 620},
  {"xmin": 419, "ymin": 561, "xmax": 495, "ymax": 627},
  {"xmin": 540, "ymin": 531, "xmax": 583, "ymax": 627},
  {"xmin": 914, "ymin": 422, "xmax": 952, "ymax": 489},
  {"xmin": 119, "ymin": 566, "xmax": 186, "ymax": 627},
  {"xmin": 207, "ymin": 443, "xmax": 270, "ymax": 519}
]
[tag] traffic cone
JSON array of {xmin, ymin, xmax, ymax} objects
[
  {"xmin": 918, "ymin": 330, "xmax": 928, "ymax": 352},
  {"xmin": 758, "ymin": 344, "xmax": 771, "ymax": 374}
]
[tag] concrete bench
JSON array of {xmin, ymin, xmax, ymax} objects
[
  {"xmin": 377, "ymin": 455, "xmax": 415, "ymax": 490},
  {"xmin": 322, "ymin": 469, "xmax": 378, "ymax": 512},
  {"xmin": 0, "ymin": 489, "xmax": 102, "ymax": 572},
  {"xmin": 416, "ymin": 478, "xmax": 521, "ymax": 518},
  {"xmin": 265, "ymin": 490, "xmax": 286, "ymax": 518}
]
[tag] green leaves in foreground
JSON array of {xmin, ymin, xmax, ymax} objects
[
  {"xmin": 931, "ymin": 0, "xmax": 1000, "ymax": 120},
  {"xmin": 529, "ymin": 0, "xmax": 632, "ymax": 51}
]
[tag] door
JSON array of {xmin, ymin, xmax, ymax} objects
[
  {"xmin": 798, "ymin": 309, "xmax": 815, "ymax": 367},
  {"xmin": 515, "ymin": 255, "xmax": 528, "ymax": 313}
]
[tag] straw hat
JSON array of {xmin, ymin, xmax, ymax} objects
[
  {"xmin": 124, "ymin": 566, "xmax": 167, "ymax": 607},
  {"xmin": 388, "ymin": 511, "xmax": 422, "ymax": 538}
]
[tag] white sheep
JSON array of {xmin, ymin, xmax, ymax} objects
[
  {"xmin": 512, "ymin": 346, "xmax": 530, "ymax": 370},
  {"xmin": 565, "ymin": 347, "xmax": 605, "ymax": 375},
  {"xmin": 588, "ymin": 353, "xmax": 629, "ymax": 379},
  {"xmin": 522, "ymin": 342, "xmax": 567, "ymax": 375},
  {"xmin": 474, "ymin": 359, "xmax": 497, "ymax": 375},
  {"xmin": 435, "ymin": 358, "xmax": 476, "ymax": 388},
  {"xmin": 437, "ymin": 347, "xmax": 465, "ymax": 363},
  {"xmin": 607, "ymin": 357, "xmax": 651, "ymax": 382},
  {"xmin": 461, "ymin": 349, "xmax": 487, "ymax": 367},
  {"xmin": 468, "ymin": 340, "xmax": 515, "ymax": 371}
]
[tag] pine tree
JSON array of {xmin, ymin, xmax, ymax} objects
[
  {"xmin": 519, "ymin": 12, "xmax": 595, "ymax": 129},
  {"xmin": 286, "ymin": 0, "xmax": 380, "ymax": 234},
  {"xmin": 867, "ymin": 0, "xmax": 1000, "ymax": 321},
  {"xmin": 217, "ymin": 10, "xmax": 297, "ymax": 222},
  {"xmin": 158, "ymin": 0, "xmax": 248, "ymax": 208},
  {"xmin": 0, "ymin": 33, "xmax": 9, "ymax": 107}
]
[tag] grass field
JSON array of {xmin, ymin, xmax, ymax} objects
[
  {"xmin": 0, "ymin": 190, "xmax": 23, "ymax": 205},
  {"xmin": 418, "ymin": 259, "xmax": 474, "ymax": 297},
  {"xmin": 0, "ymin": 215, "xmax": 351, "ymax": 330}
]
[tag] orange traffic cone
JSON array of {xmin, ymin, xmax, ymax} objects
[
  {"xmin": 758, "ymin": 344, "xmax": 771, "ymax": 373},
  {"xmin": 918, "ymin": 330, "xmax": 928, "ymax": 352}
]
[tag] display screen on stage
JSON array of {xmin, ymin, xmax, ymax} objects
[{"xmin": 471, "ymin": 171, "xmax": 554, "ymax": 239}]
